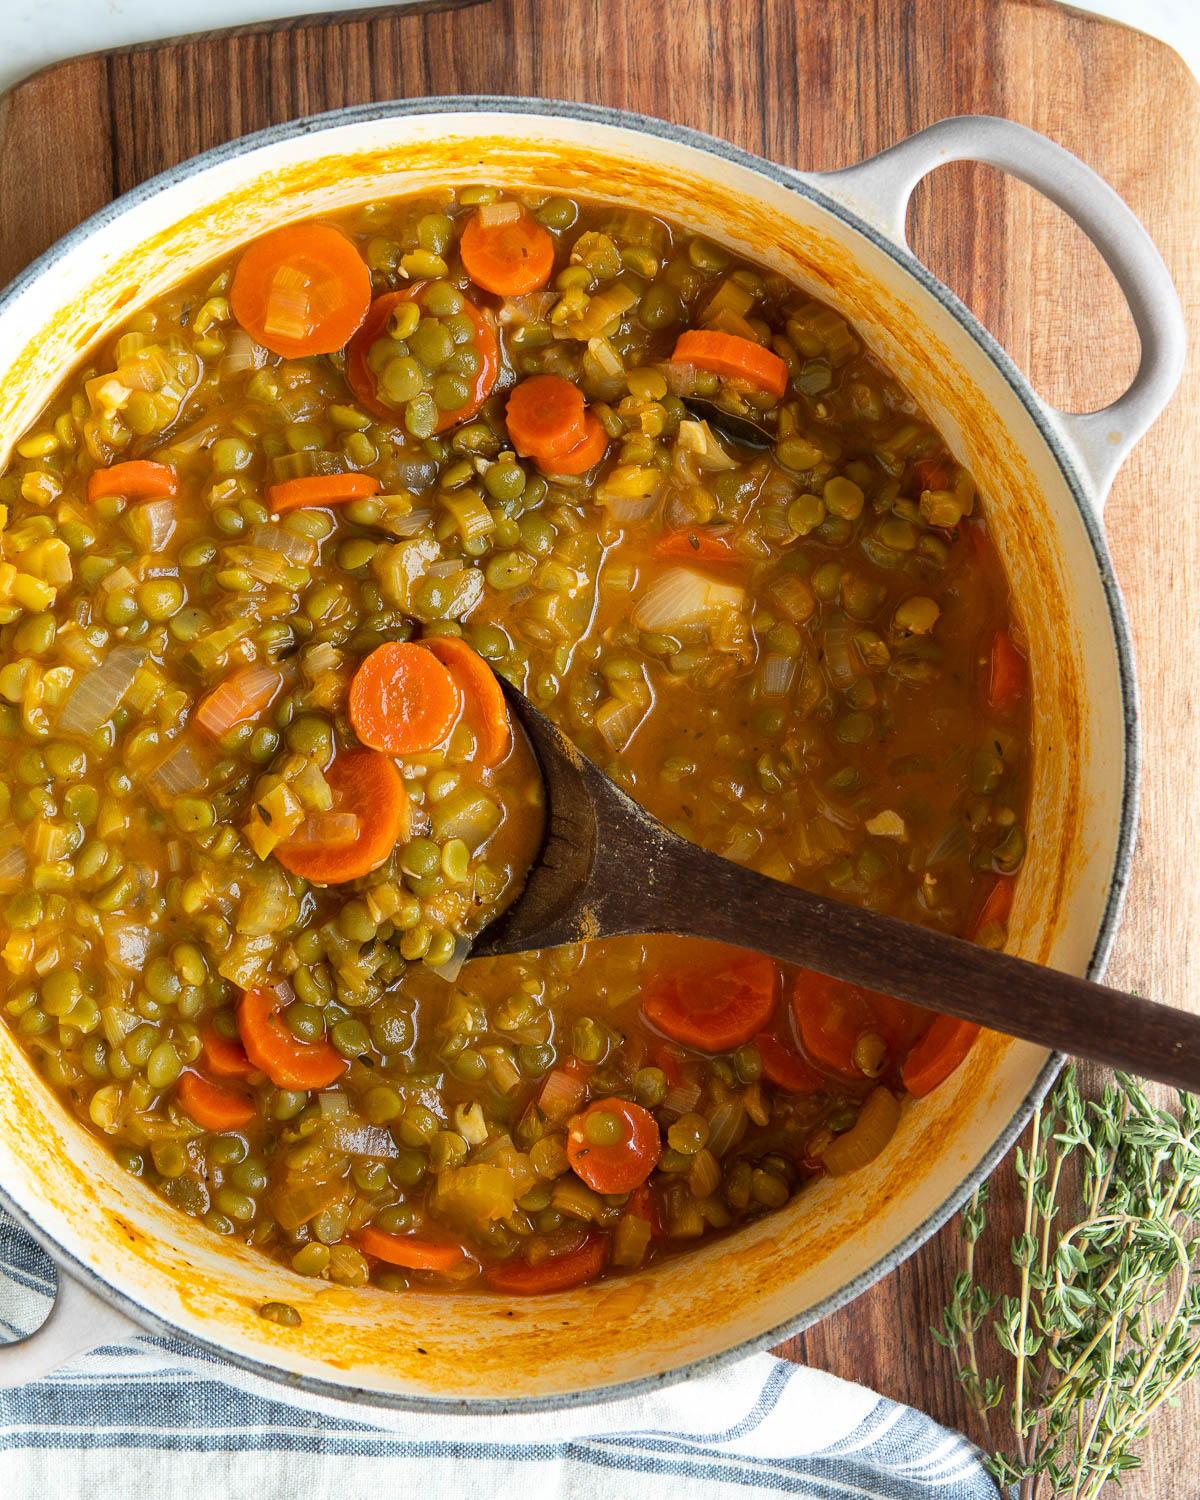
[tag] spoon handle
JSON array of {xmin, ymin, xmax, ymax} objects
[{"xmin": 638, "ymin": 836, "xmax": 1198, "ymax": 1092}]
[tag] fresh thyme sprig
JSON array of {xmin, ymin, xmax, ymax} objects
[{"xmin": 934, "ymin": 1066, "xmax": 1200, "ymax": 1499}]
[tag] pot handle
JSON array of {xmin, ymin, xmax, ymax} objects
[
  {"xmin": 0, "ymin": 1263, "xmax": 139, "ymax": 1387},
  {"xmin": 809, "ymin": 115, "xmax": 1186, "ymax": 510}
]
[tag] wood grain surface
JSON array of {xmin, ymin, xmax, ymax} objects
[{"xmin": 2, "ymin": 1, "xmax": 1198, "ymax": 1489}]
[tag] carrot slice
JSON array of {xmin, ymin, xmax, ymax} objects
[
  {"xmin": 970, "ymin": 875, "xmax": 1016, "ymax": 943},
  {"xmin": 505, "ymin": 375, "xmax": 587, "ymax": 462},
  {"xmin": 986, "ymin": 629, "xmax": 1026, "ymax": 717},
  {"xmin": 349, "ymin": 641, "xmax": 462, "ymax": 756},
  {"xmin": 425, "ymin": 636, "xmax": 511, "ymax": 766},
  {"xmin": 544, "ymin": 413, "xmax": 608, "ymax": 475},
  {"xmin": 911, "ymin": 457, "xmax": 955, "ymax": 493},
  {"xmin": 175, "ymin": 1072, "xmax": 257, "ymax": 1131},
  {"xmin": 484, "ymin": 1233, "xmax": 609, "ymax": 1295},
  {"xmin": 275, "ymin": 747, "xmax": 409, "ymax": 885},
  {"xmin": 654, "ymin": 527, "xmax": 739, "ymax": 562},
  {"xmin": 345, "ymin": 286, "xmax": 499, "ymax": 432},
  {"xmin": 230, "ymin": 222, "xmax": 371, "ymax": 359},
  {"xmin": 790, "ymin": 969, "xmax": 928, "ymax": 1079},
  {"xmin": 754, "ymin": 1031, "xmax": 824, "ymax": 1093},
  {"xmin": 199, "ymin": 1021, "xmax": 257, "ymax": 1079},
  {"xmin": 87, "ymin": 460, "xmax": 177, "ymax": 504},
  {"xmin": 236, "ymin": 986, "xmax": 347, "ymax": 1091},
  {"xmin": 357, "ymin": 1227, "xmax": 467, "ymax": 1272},
  {"xmin": 194, "ymin": 663, "xmax": 283, "ymax": 739},
  {"xmin": 671, "ymin": 329, "xmax": 789, "ymax": 400},
  {"xmin": 268, "ymin": 472, "xmax": 381, "ymax": 514},
  {"xmin": 566, "ymin": 1098, "xmax": 662, "ymax": 1194},
  {"xmin": 460, "ymin": 206, "xmax": 556, "ymax": 296},
  {"xmin": 627, "ymin": 1182, "xmax": 665, "ymax": 1239},
  {"xmin": 643, "ymin": 954, "xmax": 779, "ymax": 1052},
  {"xmin": 903, "ymin": 1015, "xmax": 980, "ymax": 1098}
]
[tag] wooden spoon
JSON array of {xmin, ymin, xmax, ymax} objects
[{"xmin": 473, "ymin": 683, "xmax": 1200, "ymax": 1093}]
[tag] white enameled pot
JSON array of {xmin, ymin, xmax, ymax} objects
[{"xmin": 0, "ymin": 101, "xmax": 1185, "ymax": 1408}]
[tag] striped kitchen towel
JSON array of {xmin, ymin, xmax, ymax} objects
[{"xmin": 0, "ymin": 1211, "xmax": 1000, "ymax": 1498}]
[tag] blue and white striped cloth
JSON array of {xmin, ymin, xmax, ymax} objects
[{"xmin": 0, "ymin": 1211, "xmax": 999, "ymax": 1498}]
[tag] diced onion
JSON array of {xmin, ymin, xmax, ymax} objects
[
  {"xmin": 164, "ymin": 418, "xmax": 221, "ymax": 456},
  {"xmin": 317, "ymin": 1092, "xmax": 350, "ymax": 1117},
  {"xmin": 632, "ymin": 567, "xmax": 744, "ymax": 632},
  {"xmin": 131, "ymin": 498, "xmax": 177, "ymax": 551},
  {"xmin": 428, "ymin": 933, "xmax": 473, "ymax": 984},
  {"xmin": 145, "ymin": 736, "xmax": 207, "ymax": 796},
  {"xmin": 925, "ymin": 822, "xmax": 970, "ymax": 866},
  {"xmin": 247, "ymin": 524, "xmax": 318, "ymax": 566},
  {"xmin": 821, "ymin": 1088, "xmax": 901, "ymax": 1177},
  {"xmin": 427, "ymin": 557, "xmax": 467, "ymax": 579},
  {"xmin": 220, "ymin": 328, "xmax": 269, "ymax": 378},
  {"xmin": 0, "ymin": 840, "xmax": 27, "ymax": 889},
  {"xmin": 102, "ymin": 919, "xmax": 152, "ymax": 974},
  {"xmin": 292, "ymin": 812, "xmax": 360, "ymax": 845},
  {"xmin": 595, "ymin": 696, "xmax": 646, "ymax": 753},
  {"xmin": 328, "ymin": 1121, "xmax": 400, "ymax": 1158},
  {"xmin": 389, "ymin": 455, "xmax": 440, "ymax": 492},
  {"xmin": 99, "ymin": 565, "xmax": 138, "ymax": 595},
  {"xmin": 824, "ymin": 612, "xmax": 857, "ymax": 690},
  {"xmin": 675, "ymin": 419, "xmax": 738, "ymax": 472},
  {"xmin": 759, "ymin": 654, "xmax": 797, "ymax": 699},
  {"xmin": 661, "ymin": 1078, "xmax": 703, "ymax": 1117},
  {"xmin": 57, "ymin": 647, "xmax": 146, "ymax": 735},
  {"xmin": 604, "ymin": 493, "xmax": 659, "ymax": 522},
  {"xmin": 477, "ymin": 200, "xmax": 524, "ymax": 227},
  {"xmin": 539, "ymin": 1066, "xmax": 587, "ymax": 1123},
  {"xmin": 384, "ymin": 506, "xmax": 436, "ymax": 538},
  {"xmin": 497, "ymin": 292, "xmax": 556, "ymax": 326}
]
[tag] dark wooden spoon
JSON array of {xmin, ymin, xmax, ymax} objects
[{"xmin": 473, "ymin": 683, "xmax": 1200, "ymax": 1093}]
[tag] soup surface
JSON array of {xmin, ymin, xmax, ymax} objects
[{"xmin": 0, "ymin": 186, "xmax": 1030, "ymax": 1301}]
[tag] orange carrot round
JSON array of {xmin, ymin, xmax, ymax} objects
[
  {"xmin": 237, "ymin": 986, "xmax": 347, "ymax": 1091},
  {"xmin": 199, "ymin": 1021, "xmax": 257, "ymax": 1079},
  {"xmin": 230, "ymin": 222, "xmax": 371, "ymax": 359},
  {"xmin": 505, "ymin": 375, "xmax": 587, "ymax": 462},
  {"xmin": 543, "ymin": 412, "xmax": 608, "ymax": 475},
  {"xmin": 790, "ymin": 970, "xmax": 927, "ymax": 1079},
  {"xmin": 349, "ymin": 641, "xmax": 462, "ymax": 756},
  {"xmin": 483, "ymin": 1233, "xmax": 610, "ymax": 1295},
  {"xmin": 902, "ymin": 1015, "xmax": 980, "ymax": 1097},
  {"xmin": 642, "ymin": 954, "xmax": 779, "ymax": 1052},
  {"xmin": 671, "ymin": 329, "xmax": 788, "ymax": 400},
  {"xmin": 357, "ymin": 1227, "xmax": 467, "ymax": 1271},
  {"xmin": 566, "ymin": 1098, "xmax": 662, "ymax": 1194},
  {"xmin": 986, "ymin": 629, "xmax": 1026, "ymax": 717},
  {"xmin": 753, "ymin": 1031, "xmax": 824, "ymax": 1093},
  {"xmin": 87, "ymin": 460, "xmax": 177, "ymax": 504},
  {"xmin": 345, "ymin": 286, "xmax": 498, "ymax": 431},
  {"xmin": 424, "ymin": 636, "xmax": 511, "ymax": 766},
  {"xmin": 175, "ymin": 1072, "xmax": 257, "ymax": 1131},
  {"xmin": 267, "ymin": 472, "xmax": 381, "ymax": 514},
  {"xmin": 654, "ymin": 527, "xmax": 739, "ymax": 562},
  {"xmin": 274, "ymin": 748, "xmax": 409, "ymax": 885},
  {"xmin": 459, "ymin": 206, "xmax": 556, "ymax": 295}
]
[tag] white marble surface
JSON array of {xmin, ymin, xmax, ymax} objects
[{"xmin": 0, "ymin": 0, "xmax": 1197, "ymax": 98}]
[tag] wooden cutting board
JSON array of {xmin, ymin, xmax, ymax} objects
[{"xmin": 3, "ymin": 0, "xmax": 1199, "ymax": 1487}]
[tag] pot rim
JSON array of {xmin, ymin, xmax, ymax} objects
[{"xmin": 0, "ymin": 94, "xmax": 1138, "ymax": 1414}]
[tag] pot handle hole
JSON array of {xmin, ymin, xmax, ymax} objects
[
  {"xmin": 810, "ymin": 115, "xmax": 1186, "ymax": 511},
  {"xmin": 0, "ymin": 1264, "xmax": 138, "ymax": 1387}
]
